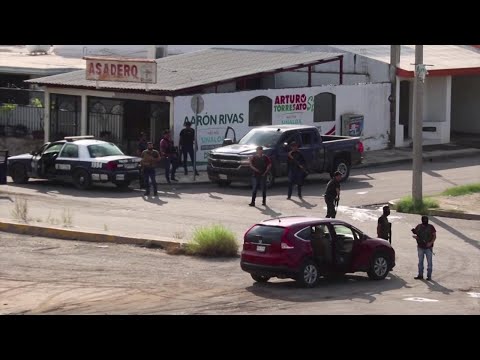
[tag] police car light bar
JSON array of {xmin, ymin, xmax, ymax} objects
[{"xmin": 64, "ymin": 135, "xmax": 95, "ymax": 141}]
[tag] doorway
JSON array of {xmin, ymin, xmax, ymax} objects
[{"xmin": 399, "ymin": 80, "xmax": 411, "ymax": 140}]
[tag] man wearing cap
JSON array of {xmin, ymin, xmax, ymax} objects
[
  {"xmin": 140, "ymin": 141, "xmax": 159, "ymax": 196},
  {"xmin": 160, "ymin": 130, "xmax": 179, "ymax": 184},
  {"xmin": 287, "ymin": 141, "xmax": 306, "ymax": 200},
  {"xmin": 179, "ymin": 121, "xmax": 199, "ymax": 176},
  {"xmin": 377, "ymin": 205, "xmax": 392, "ymax": 243},
  {"xmin": 324, "ymin": 171, "xmax": 342, "ymax": 218},
  {"xmin": 248, "ymin": 146, "xmax": 272, "ymax": 207},
  {"xmin": 412, "ymin": 215, "xmax": 437, "ymax": 281}
]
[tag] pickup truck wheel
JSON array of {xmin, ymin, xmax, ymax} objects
[
  {"xmin": 11, "ymin": 164, "xmax": 29, "ymax": 184},
  {"xmin": 331, "ymin": 158, "xmax": 350, "ymax": 182},
  {"xmin": 115, "ymin": 181, "xmax": 131, "ymax": 190},
  {"xmin": 73, "ymin": 169, "xmax": 92, "ymax": 190}
]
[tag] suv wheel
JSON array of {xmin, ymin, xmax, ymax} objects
[
  {"xmin": 296, "ymin": 259, "xmax": 320, "ymax": 288},
  {"xmin": 367, "ymin": 252, "xmax": 390, "ymax": 280},
  {"xmin": 251, "ymin": 274, "xmax": 270, "ymax": 283}
]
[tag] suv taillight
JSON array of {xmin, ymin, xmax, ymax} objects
[
  {"xmin": 106, "ymin": 161, "xmax": 117, "ymax": 171},
  {"xmin": 356, "ymin": 142, "xmax": 364, "ymax": 153},
  {"xmin": 280, "ymin": 229, "xmax": 294, "ymax": 249}
]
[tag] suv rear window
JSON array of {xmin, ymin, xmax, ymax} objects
[{"xmin": 246, "ymin": 225, "xmax": 285, "ymax": 244}]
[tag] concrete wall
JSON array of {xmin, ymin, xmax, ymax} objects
[
  {"xmin": 451, "ymin": 75, "xmax": 480, "ymax": 134},
  {"xmin": 0, "ymin": 137, "xmax": 44, "ymax": 156},
  {"xmin": 174, "ymin": 83, "xmax": 390, "ymax": 165}
]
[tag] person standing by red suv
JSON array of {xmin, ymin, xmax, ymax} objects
[
  {"xmin": 248, "ymin": 146, "xmax": 271, "ymax": 207},
  {"xmin": 412, "ymin": 215, "xmax": 437, "ymax": 281}
]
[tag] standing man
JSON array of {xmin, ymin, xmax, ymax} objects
[
  {"xmin": 324, "ymin": 171, "xmax": 342, "ymax": 218},
  {"xmin": 287, "ymin": 142, "xmax": 306, "ymax": 200},
  {"xmin": 248, "ymin": 146, "xmax": 271, "ymax": 207},
  {"xmin": 179, "ymin": 121, "xmax": 199, "ymax": 176},
  {"xmin": 412, "ymin": 215, "xmax": 437, "ymax": 281},
  {"xmin": 137, "ymin": 132, "xmax": 148, "ymax": 189},
  {"xmin": 377, "ymin": 205, "xmax": 392, "ymax": 244},
  {"xmin": 159, "ymin": 130, "xmax": 179, "ymax": 184},
  {"xmin": 140, "ymin": 141, "xmax": 159, "ymax": 197}
]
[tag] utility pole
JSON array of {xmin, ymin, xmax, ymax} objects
[
  {"xmin": 389, "ymin": 45, "xmax": 401, "ymax": 149},
  {"xmin": 412, "ymin": 45, "xmax": 425, "ymax": 203}
]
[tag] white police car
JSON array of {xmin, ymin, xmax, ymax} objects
[{"xmin": 7, "ymin": 136, "xmax": 141, "ymax": 190}]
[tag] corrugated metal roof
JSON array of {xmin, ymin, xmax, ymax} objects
[
  {"xmin": 330, "ymin": 45, "xmax": 480, "ymax": 71},
  {"xmin": 26, "ymin": 48, "xmax": 342, "ymax": 93}
]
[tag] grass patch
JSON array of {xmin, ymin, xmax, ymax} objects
[
  {"xmin": 394, "ymin": 196, "xmax": 439, "ymax": 215},
  {"xmin": 441, "ymin": 183, "xmax": 480, "ymax": 197},
  {"xmin": 185, "ymin": 224, "xmax": 238, "ymax": 257},
  {"xmin": 11, "ymin": 197, "xmax": 29, "ymax": 222}
]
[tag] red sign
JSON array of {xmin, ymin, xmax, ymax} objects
[{"xmin": 85, "ymin": 57, "xmax": 157, "ymax": 84}]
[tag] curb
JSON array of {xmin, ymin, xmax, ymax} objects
[
  {"xmin": 388, "ymin": 200, "xmax": 480, "ymax": 220},
  {"xmin": 354, "ymin": 149, "xmax": 480, "ymax": 170},
  {"xmin": 0, "ymin": 220, "xmax": 184, "ymax": 249}
]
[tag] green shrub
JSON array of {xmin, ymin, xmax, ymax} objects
[
  {"xmin": 185, "ymin": 224, "xmax": 238, "ymax": 257},
  {"xmin": 441, "ymin": 183, "xmax": 480, "ymax": 197},
  {"xmin": 394, "ymin": 196, "xmax": 439, "ymax": 215}
]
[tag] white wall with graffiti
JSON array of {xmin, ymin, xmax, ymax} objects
[{"xmin": 173, "ymin": 83, "xmax": 390, "ymax": 164}]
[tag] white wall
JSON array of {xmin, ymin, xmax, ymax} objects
[
  {"xmin": 451, "ymin": 75, "xmax": 480, "ymax": 134},
  {"xmin": 173, "ymin": 83, "xmax": 390, "ymax": 164},
  {"xmin": 275, "ymin": 72, "xmax": 369, "ymax": 87}
]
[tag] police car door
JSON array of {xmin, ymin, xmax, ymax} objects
[
  {"xmin": 31, "ymin": 143, "xmax": 49, "ymax": 177},
  {"xmin": 55, "ymin": 143, "xmax": 79, "ymax": 180}
]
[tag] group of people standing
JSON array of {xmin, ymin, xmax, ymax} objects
[
  {"xmin": 247, "ymin": 142, "xmax": 342, "ymax": 217},
  {"xmin": 248, "ymin": 144, "xmax": 437, "ymax": 281},
  {"xmin": 137, "ymin": 121, "xmax": 198, "ymax": 196}
]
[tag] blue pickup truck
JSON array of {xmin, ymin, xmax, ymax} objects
[{"xmin": 207, "ymin": 125, "xmax": 364, "ymax": 187}]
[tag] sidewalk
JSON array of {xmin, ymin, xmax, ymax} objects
[{"xmin": 151, "ymin": 144, "xmax": 480, "ymax": 185}]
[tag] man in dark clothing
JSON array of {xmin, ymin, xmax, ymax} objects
[
  {"xmin": 412, "ymin": 215, "xmax": 437, "ymax": 281},
  {"xmin": 137, "ymin": 132, "xmax": 148, "ymax": 188},
  {"xmin": 249, "ymin": 146, "xmax": 272, "ymax": 207},
  {"xmin": 324, "ymin": 171, "xmax": 342, "ymax": 218},
  {"xmin": 179, "ymin": 121, "xmax": 199, "ymax": 176},
  {"xmin": 140, "ymin": 142, "xmax": 159, "ymax": 196},
  {"xmin": 377, "ymin": 205, "xmax": 392, "ymax": 243},
  {"xmin": 159, "ymin": 130, "xmax": 178, "ymax": 184},
  {"xmin": 287, "ymin": 142, "xmax": 306, "ymax": 200}
]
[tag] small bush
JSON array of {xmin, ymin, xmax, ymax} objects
[
  {"xmin": 11, "ymin": 197, "xmax": 29, "ymax": 222},
  {"xmin": 442, "ymin": 183, "xmax": 480, "ymax": 197},
  {"xmin": 395, "ymin": 196, "xmax": 439, "ymax": 215},
  {"xmin": 185, "ymin": 224, "xmax": 238, "ymax": 257}
]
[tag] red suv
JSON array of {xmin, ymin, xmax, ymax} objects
[{"xmin": 241, "ymin": 216, "xmax": 395, "ymax": 288}]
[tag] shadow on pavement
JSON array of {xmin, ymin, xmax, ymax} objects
[
  {"xmin": 430, "ymin": 217, "xmax": 480, "ymax": 251},
  {"xmin": 424, "ymin": 279, "xmax": 454, "ymax": 295},
  {"xmin": 246, "ymin": 273, "xmax": 410, "ymax": 304}
]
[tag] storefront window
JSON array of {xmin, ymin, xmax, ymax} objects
[
  {"xmin": 249, "ymin": 96, "xmax": 272, "ymax": 127},
  {"xmin": 313, "ymin": 93, "xmax": 336, "ymax": 122}
]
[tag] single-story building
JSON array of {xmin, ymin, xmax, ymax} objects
[{"xmin": 26, "ymin": 48, "xmax": 391, "ymax": 163}]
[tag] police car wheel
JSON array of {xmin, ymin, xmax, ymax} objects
[
  {"xmin": 11, "ymin": 164, "xmax": 29, "ymax": 184},
  {"xmin": 73, "ymin": 169, "xmax": 92, "ymax": 190}
]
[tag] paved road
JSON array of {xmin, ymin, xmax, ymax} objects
[
  {"xmin": 0, "ymin": 213, "xmax": 478, "ymax": 314},
  {"xmin": 0, "ymin": 156, "xmax": 478, "ymax": 241}
]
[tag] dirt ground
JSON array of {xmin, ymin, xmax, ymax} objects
[{"xmin": 435, "ymin": 193, "xmax": 480, "ymax": 214}]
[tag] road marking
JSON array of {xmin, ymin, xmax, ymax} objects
[
  {"xmin": 356, "ymin": 191, "xmax": 368, "ymax": 195},
  {"xmin": 403, "ymin": 297, "xmax": 439, "ymax": 302},
  {"xmin": 467, "ymin": 292, "xmax": 480, "ymax": 298}
]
